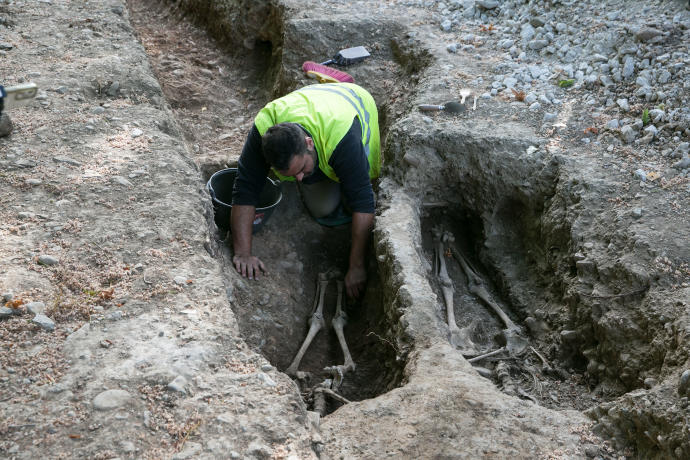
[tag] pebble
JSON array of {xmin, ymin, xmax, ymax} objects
[
  {"xmin": 131, "ymin": 128, "xmax": 143, "ymax": 138},
  {"xmin": 167, "ymin": 375, "xmax": 188, "ymax": 393},
  {"xmin": 621, "ymin": 126, "xmax": 636, "ymax": 144},
  {"xmin": 446, "ymin": 43, "xmax": 457, "ymax": 53},
  {"xmin": 106, "ymin": 311, "xmax": 123, "ymax": 321},
  {"xmin": 673, "ymin": 155, "xmax": 690, "ymax": 170},
  {"xmin": 632, "ymin": 208, "xmax": 643, "ymax": 218},
  {"xmin": 606, "ymin": 119, "xmax": 620, "ymax": 130},
  {"xmin": 257, "ymin": 372, "xmax": 277, "ymax": 387},
  {"xmin": 633, "ymin": 169, "xmax": 647, "ymax": 181},
  {"xmin": 173, "ymin": 275, "xmax": 188, "ymax": 286},
  {"xmin": 616, "ymin": 98, "xmax": 630, "ymax": 112},
  {"xmin": 111, "ymin": 175, "xmax": 133, "ymax": 186},
  {"xmin": 26, "ymin": 301, "xmax": 46, "ymax": 315},
  {"xmin": 560, "ymin": 330, "xmax": 579, "ymax": 342},
  {"xmin": 53, "ymin": 156, "xmax": 82, "ymax": 166},
  {"xmin": 0, "ymin": 113, "xmax": 13, "ymax": 137},
  {"xmin": 32, "ymin": 314, "xmax": 55, "ymax": 331},
  {"xmin": 678, "ymin": 370, "xmax": 690, "ymax": 396},
  {"xmin": 477, "ymin": 0, "xmax": 499, "ymax": 8},
  {"xmin": 37, "ymin": 255, "xmax": 59, "ymax": 266},
  {"xmin": 0, "ymin": 307, "xmax": 14, "ymax": 319},
  {"xmin": 93, "ymin": 389, "xmax": 131, "ymax": 410},
  {"xmin": 2, "ymin": 292, "xmax": 13, "ymax": 302}
]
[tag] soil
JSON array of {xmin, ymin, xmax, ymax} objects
[{"xmin": 1, "ymin": 0, "xmax": 688, "ymax": 458}]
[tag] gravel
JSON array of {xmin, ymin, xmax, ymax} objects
[{"xmin": 409, "ymin": 0, "xmax": 690, "ymax": 175}]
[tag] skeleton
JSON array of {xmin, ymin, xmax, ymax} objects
[
  {"xmin": 449, "ymin": 244, "xmax": 528, "ymax": 355},
  {"xmin": 433, "ymin": 228, "xmax": 478, "ymax": 355},
  {"xmin": 286, "ymin": 273, "xmax": 356, "ymax": 414}
]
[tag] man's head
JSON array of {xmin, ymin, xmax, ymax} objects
[{"xmin": 262, "ymin": 123, "xmax": 316, "ymax": 181}]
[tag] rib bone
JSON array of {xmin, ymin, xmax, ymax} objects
[
  {"xmin": 450, "ymin": 245, "xmax": 528, "ymax": 354},
  {"xmin": 434, "ymin": 229, "xmax": 477, "ymax": 355},
  {"xmin": 286, "ymin": 273, "xmax": 329, "ymax": 376}
]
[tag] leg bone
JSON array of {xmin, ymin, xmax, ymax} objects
[
  {"xmin": 331, "ymin": 280, "xmax": 355, "ymax": 374},
  {"xmin": 286, "ymin": 273, "xmax": 329, "ymax": 376},
  {"xmin": 434, "ymin": 230, "xmax": 477, "ymax": 354},
  {"xmin": 451, "ymin": 245, "xmax": 527, "ymax": 354}
]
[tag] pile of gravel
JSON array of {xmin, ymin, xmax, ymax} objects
[{"xmin": 401, "ymin": 0, "xmax": 690, "ymax": 176}]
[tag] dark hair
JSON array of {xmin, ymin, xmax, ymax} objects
[{"xmin": 262, "ymin": 123, "xmax": 308, "ymax": 171}]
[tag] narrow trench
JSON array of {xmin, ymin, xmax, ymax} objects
[
  {"xmin": 421, "ymin": 205, "xmax": 610, "ymax": 412},
  {"xmin": 127, "ymin": 0, "xmax": 404, "ymax": 416}
]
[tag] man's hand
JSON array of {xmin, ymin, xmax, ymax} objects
[
  {"xmin": 345, "ymin": 265, "xmax": 366, "ymax": 299},
  {"xmin": 232, "ymin": 254, "xmax": 266, "ymax": 280}
]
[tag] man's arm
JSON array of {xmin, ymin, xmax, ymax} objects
[
  {"xmin": 231, "ymin": 204, "xmax": 265, "ymax": 280},
  {"xmin": 231, "ymin": 125, "xmax": 270, "ymax": 279},
  {"xmin": 346, "ymin": 211, "xmax": 374, "ymax": 298},
  {"xmin": 328, "ymin": 117, "xmax": 376, "ymax": 298}
]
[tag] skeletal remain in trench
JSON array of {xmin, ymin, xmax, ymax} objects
[
  {"xmin": 450, "ymin": 245, "xmax": 528, "ymax": 355},
  {"xmin": 433, "ymin": 227, "xmax": 478, "ymax": 355},
  {"xmin": 324, "ymin": 280, "xmax": 356, "ymax": 389},
  {"xmin": 286, "ymin": 273, "xmax": 329, "ymax": 376}
]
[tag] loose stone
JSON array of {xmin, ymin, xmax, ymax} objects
[
  {"xmin": 621, "ymin": 126, "xmax": 636, "ymax": 144},
  {"xmin": 93, "ymin": 389, "xmax": 132, "ymax": 410},
  {"xmin": 111, "ymin": 176, "xmax": 133, "ymax": 186},
  {"xmin": 679, "ymin": 370, "xmax": 690, "ymax": 396},
  {"xmin": 38, "ymin": 255, "xmax": 59, "ymax": 266},
  {"xmin": 0, "ymin": 113, "xmax": 13, "ymax": 137},
  {"xmin": 167, "ymin": 375, "xmax": 188, "ymax": 393},
  {"xmin": 32, "ymin": 314, "xmax": 55, "ymax": 331},
  {"xmin": 0, "ymin": 307, "xmax": 14, "ymax": 319},
  {"xmin": 26, "ymin": 301, "xmax": 46, "ymax": 315}
]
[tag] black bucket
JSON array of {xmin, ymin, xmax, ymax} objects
[{"xmin": 207, "ymin": 168, "xmax": 282, "ymax": 233}]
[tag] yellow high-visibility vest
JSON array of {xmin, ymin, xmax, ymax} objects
[{"xmin": 254, "ymin": 83, "xmax": 380, "ymax": 182}]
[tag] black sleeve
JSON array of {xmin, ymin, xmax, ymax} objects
[
  {"xmin": 329, "ymin": 117, "xmax": 375, "ymax": 214},
  {"xmin": 232, "ymin": 124, "xmax": 270, "ymax": 206}
]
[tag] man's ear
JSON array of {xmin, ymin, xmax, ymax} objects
[{"xmin": 305, "ymin": 136, "xmax": 314, "ymax": 149}]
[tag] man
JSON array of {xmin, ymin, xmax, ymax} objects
[{"xmin": 230, "ymin": 83, "xmax": 380, "ymax": 299}]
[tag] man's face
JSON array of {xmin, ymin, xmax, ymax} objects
[{"xmin": 278, "ymin": 137, "xmax": 316, "ymax": 182}]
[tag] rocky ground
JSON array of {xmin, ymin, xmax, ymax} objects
[{"xmin": 1, "ymin": 0, "xmax": 689, "ymax": 459}]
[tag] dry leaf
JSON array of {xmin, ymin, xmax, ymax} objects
[
  {"xmin": 99, "ymin": 288, "xmax": 114, "ymax": 300},
  {"xmin": 511, "ymin": 88, "xmax": 526, "ymax": 102},
  {"xmin": 5, "ymin": 298, "xmax": 24, "ymax": 309},
  {"xmin": 647, "ymin": 171, "xmax": 661, "ymax": 182}
]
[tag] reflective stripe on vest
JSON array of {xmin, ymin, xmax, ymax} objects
[
  {"xmin": 296, "ymin": 84, "xmax": 371, "ymax": 158},
  {"xmin": 254, "ymin": 83, "xmax": 380, "ymax": 182}
]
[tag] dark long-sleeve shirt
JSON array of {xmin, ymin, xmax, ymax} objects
[{"xmin": 231, "ymin": 116, "xmax": 375, "ymax": 213}]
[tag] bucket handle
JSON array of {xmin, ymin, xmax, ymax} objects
[{"xmin": 207, "ymin": 182, "xmax": 217, "ymax": 201}]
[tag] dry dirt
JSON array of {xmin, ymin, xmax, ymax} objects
[{"xmin": 1, "ymin": 0, "xmax": 689, "ymax": 459}]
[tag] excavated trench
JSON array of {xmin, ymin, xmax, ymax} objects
[
  {"xmin": 129, "ymin": 0, "xmax": 689, "ymax": 456},
  {"xmin": 214, "ymin": 183, "xmax": 403, "ymax": 414}
]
